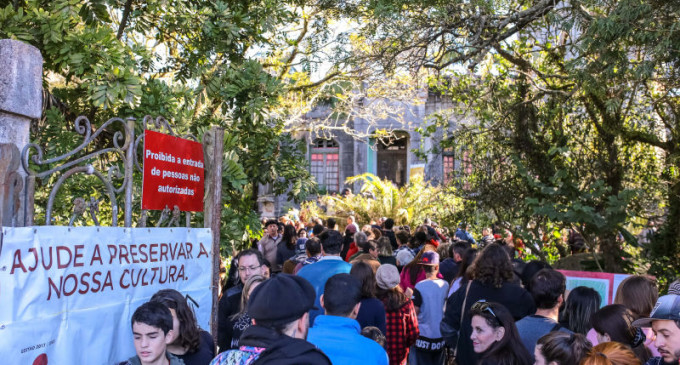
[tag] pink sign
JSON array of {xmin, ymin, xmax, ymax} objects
[{"xmin": 557, "ymin": 269, "xmax": 631, "ymax": 306}]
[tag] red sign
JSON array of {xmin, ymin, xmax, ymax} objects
[{"xmin": 142, "ymin": 130, "xmax": 204, "ymax": 211}]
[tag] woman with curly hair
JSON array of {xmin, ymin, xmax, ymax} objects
[
  {"xmin": 441, "ymin": 244, "xmax": 535, "ymax": 365},
  {"xmin": 150, "ymin": 289, "xmax": 215, "ymax": 365}
]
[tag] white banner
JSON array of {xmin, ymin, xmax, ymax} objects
[{"xmin": 0, "ymin": 226, "xmax": 213, "ymax": 365}]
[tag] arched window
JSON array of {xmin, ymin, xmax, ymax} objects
[{"xmin": 310, "ymin": 138, "xmax": 340, "ymax": 192}]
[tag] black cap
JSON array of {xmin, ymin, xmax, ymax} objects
[{"xmin": 247, "ymin": 274, "xmax": 316, "ymax": 325}]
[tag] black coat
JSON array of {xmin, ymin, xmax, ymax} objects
[
  {"xmin": 442, "ymin": 280, "xmax": 535, "ymax": 365},
  {"xmin": 176, "ymin": 330, "xmax": 215, "ymax": 365},
  {"xmin": 239, "ymin": 325, "xmax": 332, "ymax": 365},
  {"xmin": 217, "ymin": 285, "xmax": 242, "ymax": 351},
  {"xmin": 383, "ymin": 230, "xmax": 398, "ymax": 251}
]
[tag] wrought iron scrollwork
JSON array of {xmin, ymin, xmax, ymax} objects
[
  {"xmin": 46, "ymin": 165, "xmax": 118, "ymax": 226},
  {"xmin": 22, "ymin": 116, "xmax": 132, "ymax": 179},
  {"xmin": 22, "ymin": 116, "xmax": 133, "ymax": 227},
  {"xmin": 21, "ymin": 114, "xmax": 202, "ymax": 228}
]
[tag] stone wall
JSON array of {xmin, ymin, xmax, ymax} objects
[{"xmin": 0, "ymin": 39, "xmax": 43, "ymax": 226}]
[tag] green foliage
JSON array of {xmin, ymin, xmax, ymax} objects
[
  {"xmin": 305, "ymin": 173, "xmax": 463, "ymax": 230},
  {"xmin": 365, "ymin": 0, "xmax": 678, "ymax": 273},
  {"xmin": 1, "ymin": 0, "xmax": 325, "ymax": 252}
]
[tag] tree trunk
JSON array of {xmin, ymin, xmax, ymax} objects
[{"xmin": 599, "ymin": 233, "xmax": 623, "ymax": 273}]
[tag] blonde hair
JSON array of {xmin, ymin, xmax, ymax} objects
[{"xmin": 231, "ymin": 274, "xmax": 266, "ymax": 320}]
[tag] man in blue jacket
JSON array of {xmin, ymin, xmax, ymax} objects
[
  {"xmin": 307, "ymin": 273, "xmax": 389, "ymax": 365},
  {"xmin": 297, "ymin": 229, "xmax": 352, "ymax": 325},
  {"xmin": 454, "ymin": 222, "xmax": 476, "ymax": 244}
]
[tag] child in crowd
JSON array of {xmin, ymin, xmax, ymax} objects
[
  {"xmin": 362, "ymin": 326, "xmax": 387, "ymax": 349},
  {"xmin": 150, "ymin": 289, "xmax": 215, "ymax": 365},
  {"xmin": 410, "ymin": 251, "xmax": 449, "ymax": 364},
  {"xmin": 119, "ymin": 301, "xmax": 184, "ymax": 365},
  {"xmin": 376, "ymin": 264, "xmax": 419, "ymax": 365}
]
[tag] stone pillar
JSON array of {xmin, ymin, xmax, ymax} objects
[
  {"xmin": 257, "ymin": 183, "xmax": 276, "ymax": 219},
  {"xmin": 0, "ymin": 39, "xmax": 43, "ymax": 226}
]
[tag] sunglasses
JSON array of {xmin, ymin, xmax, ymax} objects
[{"xmin": 472, "ymin": 300, "xmax": 499, "ymax": 322}]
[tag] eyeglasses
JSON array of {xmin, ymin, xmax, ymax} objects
[
  {"xmin": 238, "ymin": 265, "xmax": 262, "ymax": 273},
  {"xmin": 472, "ymin": 300, "xmax": 498, "ymax": 320}
]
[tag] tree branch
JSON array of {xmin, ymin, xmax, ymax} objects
[
  {"xmin": 278, "ymin": 15, "xmax": 310, "ymax": 79},
  {"xmin": 285, "ymin": 71, "xmax": 343, "ymax": 91},
  {"xmin": 117, "ymin": 0, "xmax": 134, "ymax": 40}
]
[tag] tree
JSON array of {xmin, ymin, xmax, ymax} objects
[
  {"xmin": 0, "ymin": 0, "xmax": 334, "ymax": 251},
  {"xmin": 340, "ymin": 0, "xmax": 678, "ymax": 274}
]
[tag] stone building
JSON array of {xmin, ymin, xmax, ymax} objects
[{"xmin": 258, "ymin": 90, "xmax": 465, "ymax": 218}]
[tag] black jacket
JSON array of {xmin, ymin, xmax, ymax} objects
[
  {"xmin": 217, "ymin": 284, "xmax": 242, "ymax": 351},
  {"xmin": 239, "ymin": 325, "xmax": 331, "ymax": 365},
  {"xmin": 442, "ymin": 280, "xmax": 535, "ymax": 365},
  {"xmin": 176, "ymin": 330, "xmax": 215, "ymax": 365},
  {"xmin": 383, "ymin": 230, "xmax": 398, "ymax": 250}
]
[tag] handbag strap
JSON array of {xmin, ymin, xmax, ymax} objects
[{"xmin": 453, "ymin": 280, "xmax": 473, "ymax": 356}]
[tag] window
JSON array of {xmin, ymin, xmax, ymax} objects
[
  {"xmin": 443, "ymin": 147, "xmax": 455, "ymax": 184},
  {"xmin": 310, "ymin": 139, "xmax": 340, "ymax": 192},
  {"xmin": 442, "ymin": 144, "xmax": 472, "ymax": 188},
  {"xmin": 461, "ymin": 150, "xmax": 472, "ymax": 176}
]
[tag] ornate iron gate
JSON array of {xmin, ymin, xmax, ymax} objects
[{"xmin": 1, "ymin": 114, "xmax": 224, "ymax": 341}]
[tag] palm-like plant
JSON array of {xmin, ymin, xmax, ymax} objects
[{"xmin": 310, "ymin": 173, "xmax": 462, "ymax": 228}]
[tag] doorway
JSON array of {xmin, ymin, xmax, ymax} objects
[{"xmin": 376, "ymin": 132, "xmax": 409, "ymax": 186}]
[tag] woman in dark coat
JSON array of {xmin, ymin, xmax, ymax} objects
[
  {"xmin": 441, "ymin": 243, "xmax": 535, "ymax": 365},
  {"xmin": 350, "ymin": 261, "xmax": 387, "ymax": 335}
]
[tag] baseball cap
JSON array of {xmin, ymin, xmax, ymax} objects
[
  {"xmin": 632, "ymin": 294, "xmax": 680, "ymax": 327},
  {"xmin": 248, "ymin": 274, "xmax": 316, "ymax": 325},
  {"xmin": 420, "ymin": 251, "xmax": 440, "ymax": 265}
]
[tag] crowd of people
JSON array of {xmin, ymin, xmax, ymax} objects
[{"xmin": 121, "ymin": 216, "xmax": 680, "ymax": 365}]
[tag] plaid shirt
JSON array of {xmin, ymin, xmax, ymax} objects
[{"xmin": 383, "ymin": 298, "xmax": 419, "ymax": 365}]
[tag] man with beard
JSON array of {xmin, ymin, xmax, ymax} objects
[{"xmin": 633, "ymin": 294, "xmax": 680, "ymax": 365}]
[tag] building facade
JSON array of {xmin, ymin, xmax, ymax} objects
[{"xmin": 258, "ymin": 91, "xmax": 465, "ymax": 218}]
